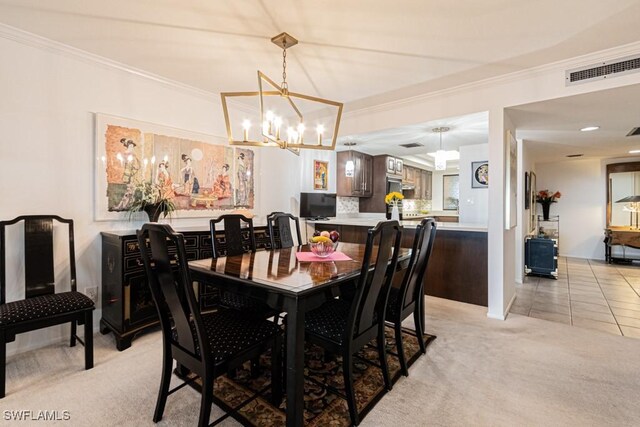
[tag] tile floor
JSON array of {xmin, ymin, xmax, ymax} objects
[{"xmin": 510, "ymin": 257, "xmax": 640, "ymax": 338}]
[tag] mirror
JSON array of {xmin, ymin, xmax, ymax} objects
[{"xmin": 607, "ymin": 162, "xmax": 640, "ymax": 228}]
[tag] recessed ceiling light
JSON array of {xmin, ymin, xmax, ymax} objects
[
  {"xmin": 629, "ymin": 149, "xmax": 640, "ymax": 154},
  {"xmin": 580, "ymin": 126, "xmax": 600, "ymax": 132}
]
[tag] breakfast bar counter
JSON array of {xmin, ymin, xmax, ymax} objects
[{"xmin": 308, "ymin": 217, "xmax": 488, "ymax": 306}]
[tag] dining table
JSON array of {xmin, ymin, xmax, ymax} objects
[{"xmin": 188, "ymin": 242, "xmax": 411, "ymax": 427}]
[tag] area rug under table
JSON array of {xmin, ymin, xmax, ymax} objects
[{"xmin": 184, "ymin": 327, "xmax": 435, "ymax": 426}]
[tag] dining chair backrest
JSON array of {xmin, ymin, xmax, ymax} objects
[
  {"xmin": 349, "ymin": 220, "xmax": 402, "ymax": 339},
  {"xmin": 267, "ymin": 213, "xmax": 302, "ymax": 249},
  {"xmin": 210, "ymin": 214, "xmax": 256, "ymax": 258},
  {"xmin": 137, "ymin": 223, "xmax": 206, "ymax": 358},
  {"xmin": 0, "ymin": 215, "xmax": 77, "ymax": 304},
  {"xmin": 400, "ymin": 218, "xmax": 437, "ymax": 311}
]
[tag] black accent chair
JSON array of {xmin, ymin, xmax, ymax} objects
[
  {"xmin": 386, "ymin": 218, "xmax": 436, "ymax": 376},
  {"xmin": 303, "ymin": 220, "xmax": 402, "ymax": 426},
  {"xmin": 0, "ymin": 215, "xmax": 95, "ymax": 398},
  {"xmin": 137, "ymin": 223, "xmax": 282, "ymax": 427},
  {"xmin": 267, "ymin": 212, "xmax": 302, "ymax": 250}
]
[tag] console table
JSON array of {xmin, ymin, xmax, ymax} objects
[
  {"xmin": 100, "ymin": 226, "xmax": 274, "ymax": 350},
  {"xmin": 604, "ymin": 227, "xmax": 640, "ymax": 263}
]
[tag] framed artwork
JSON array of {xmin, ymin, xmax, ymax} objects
[
  {"xmin": 529, "ymin": 171, "xmax": 537, "ymax": 233},
  {"xmin": 95, "ymin": 113, "xmax": 256, "ymax": 221},
  {"xmin": 504, "ymin": 130, "xmax": 518, "ymax": 229},
  {"xmin": 443, "ymin": 174, "xmax": 460, "ymax": 210},
  {"xmin": 314, "ymin": 160, "xmax": 329, "ymax": 190},
  {"xmin": 524, "ymin": 171, "xmax": 530, "ymax": 209},
  {"xmin": 472, "ymin": 161, "xmax": 489, "ymax": 188}
]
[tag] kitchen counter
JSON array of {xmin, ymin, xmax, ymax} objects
[{"xmin": 306, "ymin": 217, "xmax": 486, "ymax": 233}]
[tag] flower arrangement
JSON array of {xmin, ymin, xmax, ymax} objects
[
  {"xmin": 536, "ymin": 190, "xmax": 561, "ymax": 204},
  {"xmin": 126, "ymin": 179, "xmax": 176, "ymax": 221},
  {"xmin": 385, "ymin": 191, "xmax": 404, "ymax": 206}
]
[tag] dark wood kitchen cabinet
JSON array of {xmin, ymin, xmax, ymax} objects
[{"xmin": 337, "ymin": 150, "xmax": 372, "ymax": 197}]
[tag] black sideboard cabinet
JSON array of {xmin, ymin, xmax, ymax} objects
[{"xmin": 100, "ymin": 227, "xmax": 273, "ymax": 350}]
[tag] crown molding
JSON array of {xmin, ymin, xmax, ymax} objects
[
  {"xmin": 0, "ymin": 23, "xmax": 217, "ymax": 101},
  {"xmin": 344, "ymin": 41, "xmax": 640, "ymax": 118}
]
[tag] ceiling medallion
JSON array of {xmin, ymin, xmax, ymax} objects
[{"xmin": 221, "ymin": 32, "xmax": 344, "ymax": 155}]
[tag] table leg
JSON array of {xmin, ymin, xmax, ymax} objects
[{"xmin": 285, "ymin": 301, "xmax": 305, "ymax": 427}]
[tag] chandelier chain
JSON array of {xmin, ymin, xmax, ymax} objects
[{"xmin": 281, "ymin": 48, "xmax": 288, "ymax": 90}]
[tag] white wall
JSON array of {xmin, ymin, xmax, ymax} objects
[
  {"xmin": 431, "ymin": 171, "xmax": 444, "ymax": 211},
  {"xmin": 535, "ymin": 159, "xmax": 605, "ymax": 260},
  {"xmin": 515, "ymin": 140, "xmax": 535, "ymax": 283},
  {"xmin": 458, "ymin": 144, "xmax": 488, "ymax": 224},
  {"xmin": 0, "ymin": 32, "xmax": 303, "ymax": 355}
]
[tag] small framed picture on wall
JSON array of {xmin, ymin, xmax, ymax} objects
[
  {"xmin": 314, "ymin": 160, "xmax": 328, "ymax": 190},
  {"xmin": 471, "ymin": 161, "xmax": 489, "ymax": 188}
]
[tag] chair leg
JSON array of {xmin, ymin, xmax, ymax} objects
[
  {"xmin": 198, "ymin": 369, "xmax": 214, "ymax": 427},
  {"xmin": 270, "ymin": 334, "xmax": 283, "ymax": 406},
  {"xmin": 377, "ymin": 325, "xmax": 392, "ymax": 391},
  {"xmin": 342, "ymin": 352, "xmax": 359, "ymax": 426},
  {"xmin": 394, "ymin": 321, "xmax": 409, "ymax": 377},
  {"xmin": 414, "ymin": 304, "xmax": 426, "ymax": 355},
  {"xmin": 70, "ymin": 318, "xmax": 77, "ymax": 347},
  {"xmin": 153, "ymin": 349, "xmax": 173, "ymax": 422},
  {"xmin": 0, "ymin": 337, "xmax": 5, "ymax": 399},
  {"xmin": 84, "ymin": 311, "xmax": 94, "ymax": 370}
]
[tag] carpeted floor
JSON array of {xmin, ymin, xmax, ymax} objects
[{"xmin": 4, "ymin": 297, "xmax": 640, "ymax": 426}]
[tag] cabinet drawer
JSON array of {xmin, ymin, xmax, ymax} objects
[{"xmin": 183, "ymin": 235, "xmax": 198, "ymax": 248}]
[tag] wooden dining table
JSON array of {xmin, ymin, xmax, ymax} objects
[{"xmin": 188, "ymin": 242, "xmax": 411, "ymax": 427}]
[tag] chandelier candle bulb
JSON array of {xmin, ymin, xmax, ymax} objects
[
  {"xmin": 242, "ymin": 119, "xmax": 251, "ymax": 142},
  {"xmin": 297, "ymin": 123, "xmax": 305, "ymax": 144},
  {"xmin": 316, "ymin": 124, "xmax": 324, "ymax": 145},
  {"xmin": 274, "ymin": 116, "xmax": 282, "ymax": 139}
]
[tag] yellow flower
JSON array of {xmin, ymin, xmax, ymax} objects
[{"xmin": 385, "ymin": 191, "xmax": 404, "ymax": 205}]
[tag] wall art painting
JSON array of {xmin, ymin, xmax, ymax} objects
[
  {"xmin": 95, "ymin": 114, "xmax": 255, "ymax": 220},
  {"xmin": 314, "ymin": 160, "xmax": 329, "ymax": 190},
  {"xmin": 472, "ymin": 161, "xmax": 489, "ymax": 188}
]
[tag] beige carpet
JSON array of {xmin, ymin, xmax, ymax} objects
[{"xmin": 4, "ymin": 297, "xmax": 640, "ymax": 426}]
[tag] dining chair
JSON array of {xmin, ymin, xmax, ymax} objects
[
  {"xmin": 137, "ymin": 223, "xmax": 282, "ymax": 427},
  {"xmin": 386, "ymin": 218, "xmax": 436, "ymax": 376},
  {"xmin": 209, "ymin": 215, "xmax": 280, "ymax": 333},
  {"xmin": 267, "ymin": 212, "xmax": 302, "ymax": 250},
  {"xmin": 0, "ymin": 215, "xmax": 95, "ymax": 398},
  {"xmin": 209, "ymin": 214, "xmax": 256, "ymax": 258},
  {"xmin": 303, "ymin": 220, "xmax": 402, "ymax": 426}
]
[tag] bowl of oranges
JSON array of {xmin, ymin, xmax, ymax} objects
[{"xmin": 309, "ymin": 230, "xmax": 340, "ymax": 258}]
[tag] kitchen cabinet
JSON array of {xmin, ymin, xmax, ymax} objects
[
  {"xmin": 337, "ymin": 150, "xmax": 372, "ymax": 197},
  {"xmin": 403, "ymin": 167, "xmax": 432, "ymax": 200},
  {"xmin": 385, "ymin": 156, "xmax": 403, "ymax": 177},
  {"xmin": 403, "ymin": 166, "xmax": 416, "ymax": 184}
]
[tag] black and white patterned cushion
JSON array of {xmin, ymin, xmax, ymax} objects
[
  {"xmin": 172, "ymin": 309, "xmax": 281, "ymax": 363},
  {"xmin": 385, "ymin": 287, "xmax": 400, "ymax": 320},
  {"xmin": 219, "ymin": 291, "xmax": 273, "ymax": 315},
  {"xmin": 304, "ymin": 299, "xmax": 352, "ymax": 345},
  {"xmin": 0, "ymin": 291, "xmax": 95, "ymax": 327}
]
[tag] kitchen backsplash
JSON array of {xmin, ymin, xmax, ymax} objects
[
  {"xmin": 337, "ymin": 196, "xmax": 360, "ymax": 214},
  {"xmin": 403, "ymin": 199, "xmax": 432, "ymax": 213}
]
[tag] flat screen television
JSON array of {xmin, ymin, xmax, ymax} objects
[{"xmin": 300, "ymin": 192, "xmax": 337, "ymax": 219}]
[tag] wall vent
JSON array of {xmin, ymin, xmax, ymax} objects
[
  {"xmin": 627, "ymin": 127, "xmax": 640, "ymax": 137},
  {"xmin": 565, "ymin": 54, "xmax": 640, "ymax": 86},
  {"xmin": 400, "ymin": 142, "xmax": 424, "ymax": 148}
]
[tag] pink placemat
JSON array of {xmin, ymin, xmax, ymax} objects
[{"xmin": 296, "ymin": 251, "xmax": 353, "ymax": 262}]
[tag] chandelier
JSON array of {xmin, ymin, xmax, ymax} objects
[
  {"xmin": 433, "ymin": 127, "xmax": 450, "ymax": 171},
  {"xmin": 221, "ymin": 33, "xmax": 344, "ymax": 155}
]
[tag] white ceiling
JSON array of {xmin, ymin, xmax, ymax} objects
[
  {"xmin": 3, "ymin": 1, "xmax": 640, "ymax": 166},
  {"xmin": 509, "ymin": 83, "xmax": 640, "ymax": 163},
  {"xmin": 1, "ymin": 0, "xmax": 640, "ymax": 110}
]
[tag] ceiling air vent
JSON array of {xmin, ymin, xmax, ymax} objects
[
  {"xmin": 627, "ymin": 127, "xmax": 640, "ymax": 137},
  {"xmin": 565, "ymin": 54, "xmax": 640, "ymax": 86},
  {"xmin": 400, "ymin": 142, "xmax": 424, "ymax": 148}
]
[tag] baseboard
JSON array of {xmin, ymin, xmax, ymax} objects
[{"xmin": 503, "ymin": 292, "xmax": 517, "ymax": 319}]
